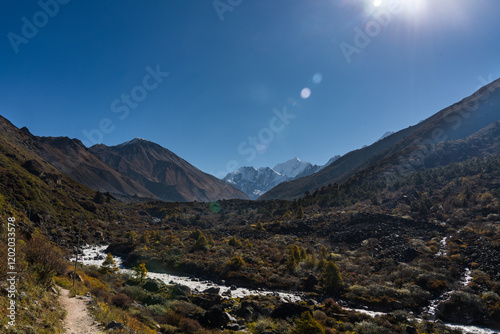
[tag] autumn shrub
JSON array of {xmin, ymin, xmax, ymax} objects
[
  {"xmin": 25, "ymin": 234, "xmax": 67, "ymax": 288},
  {"xmin": 290, "ymin": 311, "xmax": 324, "ymax": 334},
  {"xmin": 111, "ymin": 293, "xmax": 132, "ymax": 309}
]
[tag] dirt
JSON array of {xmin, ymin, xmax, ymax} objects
[{"xmin": 58, "ymin": 289, "xmax": 103, "ymax": 334}]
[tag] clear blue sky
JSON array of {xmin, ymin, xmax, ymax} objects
[{"xmin": 1, "ymin": 0, "xmax": 499, "ymax": 177}]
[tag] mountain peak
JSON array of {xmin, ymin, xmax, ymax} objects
[
  {"xmin": 117, "ymin": 137, "xmax": 151, "ymax": 147},
  {"xmin": 273, "ymin": 157, "xmax": 311, "ymax": 178}
]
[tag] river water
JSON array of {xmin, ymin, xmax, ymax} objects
[{"xmin": 73, "ymin": 245, "xmax": 498, "ymax": 334}]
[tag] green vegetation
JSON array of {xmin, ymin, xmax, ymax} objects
[{"xmin": 1, "ymin": 129, "xmax": 499, "ymax": 333}]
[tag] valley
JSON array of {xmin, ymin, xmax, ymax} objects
[{"xmin": 0, "ymin": 79, "xmax": 499, "ymax": 333}]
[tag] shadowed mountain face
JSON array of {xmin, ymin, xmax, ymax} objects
[
  {"xmin": 90, "ymin": 138, "xmax": 249, "ymax": 202},
  {"xmin": 260, "ymin": 78, "xmax": 500, "ymax": 200},
  {"xmin": 0, "ymin": 116, "xmax": 157, "ymax": 200}
]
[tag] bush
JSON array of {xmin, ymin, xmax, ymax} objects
[
  {"xmin": 290, "ymin": 312, "xmax": 324, "ymax": 334},
  {"xmin": 111, "ymin": 293, "xmax": 132, "ymax": 309},
  {"xmin": 25, "ymin": 234, "xmax": 67, "ymax": 288},
  {"xmin": 227, "ymin": 255, "xmax": 245, "ymax": 270}
]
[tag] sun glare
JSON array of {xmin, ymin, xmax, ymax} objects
[{"xmin": 373, "ymin": 0, "xmax": 382, "ymax": 7}]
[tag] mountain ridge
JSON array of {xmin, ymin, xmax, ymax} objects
[{"xmin": 259, "ymin": 78, "xmax": 500, "ymax": 200}]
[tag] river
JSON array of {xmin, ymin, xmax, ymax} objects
[{"xmin": 74, "ymin": 245, "xmax": 498, "ymax": 334}]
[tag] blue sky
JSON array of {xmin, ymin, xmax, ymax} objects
[{"xmin": 1, "ymin": 0, "xmax": 499, "ymax": 177}]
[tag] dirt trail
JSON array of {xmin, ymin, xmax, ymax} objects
[{"xmin": 58, "ymin": 288, "xmax": 102, "ymax": 334}]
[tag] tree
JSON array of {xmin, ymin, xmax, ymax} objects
[
  {"xmin": 100, "ymin": 253, "xmax": 119, "ymax": 274},
  {"xmin": 93, "ymin": 191, "xmax": 105, "ymax": 204},
  {"xmin": 228, "ymin": 235, "xmax": 242, "ymax": 247},
  {"xmin": 290, "ymin": 312, "xmax": 324, "ymax": 334},
  {"xmin": 140, "ymin": 231, "xmax": 150, "ymax": 244},
  {"xmin": 192, "ymin": 234, "xmax": 208, "ymax": 251},
  {"xmin": 322, "ymin": 260, "xmax": 344, "ymax": 295},
  {"xmin": 125, "ymin": 231, "xmax": 137, "ymax": 244},
  {"xmin": 296, "ymin": 205, "xmax": 305, "ymax": 219},
  {"xmin": 133, "ymin": 263, "xmax": 148, "ymax": 282}
]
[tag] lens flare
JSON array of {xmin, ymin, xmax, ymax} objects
[{"xmin": 300, "ymin": 87, "xmax": 311, "ymax": 99}]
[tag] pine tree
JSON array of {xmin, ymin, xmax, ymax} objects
[
  {"xmin": 296, "ymin": 205, "xmax": 305, "ymax": 219},
  {"xmin": 133, "ymin": 263, "xmax": 148, "ymax": 282},
  {"xmin": 192, "ymin": 234, "xmax": 208, "ymax": 251},
  {"xmin": 100, "ymin": 253, "xmax": 119, "ymax": 274},
  {"xmin": 322, "ymin": 260, "xmax": 344, "ymax": 295}
]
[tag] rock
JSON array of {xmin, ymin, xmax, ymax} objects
[
  {"xmin": 50, "ymin": 286, "xmax": 59, "ymax": 295},
  {"xmin": 171, "ymin": 284, "xmax": 192, "ymax": 298},
  {"xmin": 222, "ymin": 289, "xmax": 232, "ymax": 297},
  {"xmin": 203, "ymin": 287, "xmax": 220, "ymax": 295},
  {"xmin": 19, "ymin": 292, "xmax": 26, "ymax": 300},
  {"xmin": 142, "ymin": 278, "xmax": 165, "ymax": 293},
  {"xmin": 192, "ymin": 295, "xmax": 223, "ymax": 310},
  {"xmin": 230, "ymin": 285, "xmax": 237, "ymax": 290},
  {"xmin": 105, "ymin": 321, "xmax": 125, "ymax": 330},
  {"xmin": 271, "ymin": 303, "xmax": 310, "ymax": 320},
  {"xmin": 200, "ymin": 306, "xmax": 230, "ymax": 328}
]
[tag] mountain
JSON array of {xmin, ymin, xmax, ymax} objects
[
  {"xmin": 0, "ymin": 116, "xmax": 157, "ymax": 201},
  {"xmin": 274, "ymin": 158, "xmax": 317, "ymax": 179},
  {"xmin": 223, "ymin": 166, "xmax": 288, "ymax": 200},
  {"xmin": 260, "ymin": 78, "xmax": 500, "ymax": 200},
  {"xmin": 89, "ymin": 138, "xmax": 248, "ymax": 202},
  {"xmin": 223, "ymin": 157, "xmax": 340, "ymax": 199},
  {"xmin": 378, "ymin": 131, "xmax": 395, "ymax": 141}
]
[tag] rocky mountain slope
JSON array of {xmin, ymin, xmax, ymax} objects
[
  {"xmin": 0, "ymin": 116, "xmax": 157, "ymax": 200},
  {"xmin": 260, "ymin": 78, "xmax": 500, "ymax": 200},
  {"xmin": 90, "ymin": 138, "xmax": 248, "ymax": 202}
]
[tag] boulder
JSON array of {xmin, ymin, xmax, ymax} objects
[
  {"xmin": 271, "ymin": 303, "xmax": 310, "ymax": 320},
  {"xmin": 200, "ymin": 306, "xmax": 230, "ymax": 328},
  {"xmin": 105, "ymin": 321, "xmax": 125, "ymax": 330},
  {"xmin": 203, "ymin": 287, "xmax": 220, "ymax": 295}
]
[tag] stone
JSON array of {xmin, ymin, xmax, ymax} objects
[
  {"xmin": 271, "ymin": 303, "xmax": 310, "ymax": 320},
  {"xmin": 200, "ymin": 305, "xmax": 230, "ymax": 328},
  {"xmin": 203, "ymin": 287, "xmax": 220, "ymax": 295},
  {"xmin": 105, "ymin": 321, "xmax": 125, "ymax": 330}
]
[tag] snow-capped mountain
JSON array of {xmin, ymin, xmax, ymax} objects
[
  {"xmin": 324, "ymin": 155, "xmax": 341, "ymax": 168},
  {"xmin": 223, "ymin": 167, "xmax": 288, "ymax": 200},
  {"xmin": 274, "ymin": 158, "xmax": 314, "ymax": 179},
  {"xmin": 223, "ymin": 156, "xmax": 341, "ymax": 199}
]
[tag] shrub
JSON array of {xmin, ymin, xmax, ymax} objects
[
  {"xmin": 227, "ymin": 255, "xmax": 245, "ymax": 270},
  {"xmin": 25, "ymin": 234, "xmax": 67, "ymax": 288},
  {"xmin": 111, "ymin": 293, "xmax": 132, "ymax": 309},
  {"xmin": 290, "ymin": 311, "xmax": 324, "ymax": 334}
]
